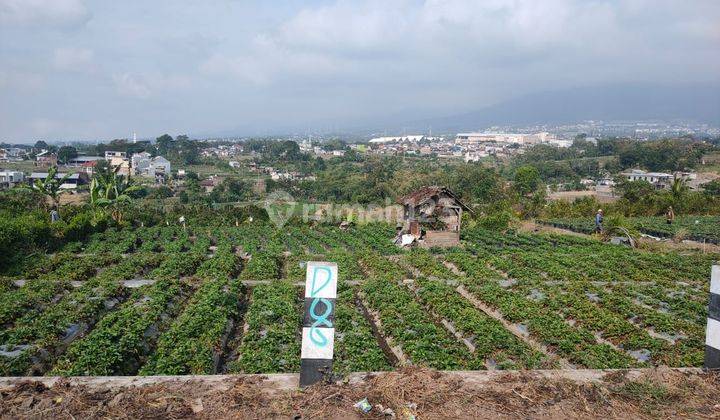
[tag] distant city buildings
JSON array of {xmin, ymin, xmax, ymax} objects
[
  {"xmin": 369, "ymin": 135, "xmax": 426, "ymax": 144},
  {"xmin": 200, "ymin": 144, "xmax": 244, "ymax": 158},
  {"xmin": 364, "ymin": 130, "xmax": 572, "ymax": 160},
  {"xmin": 455, "ymin": 131, "xmax": 569, "ymax": 146}
]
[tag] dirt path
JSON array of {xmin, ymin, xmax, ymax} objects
[{"xmin": 1, "ymin": 368, "xmax": 717, "ymax": 419}]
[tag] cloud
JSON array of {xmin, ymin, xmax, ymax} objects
[
  {"xmin": 53, "ymin": 47, "xmax": 95, "ymax": 72},
  {"xmin": 199, "ymin": 35, "xmax": 345, "ymax": 86},
  {"xmin": 1, "ymin": 0, "xmax": 719, "ymax": 141},
  {"xmin": 196, "ymin": 0, "xmax": 720, "ymax": 92},
  {"xmin": 112, "ymin": 73, "xmax": 151, "ymax": 99},
  {"xmin": 0, "ymin": 0, "xmax": 91, "ymax": 28},
  {"xmin": 111, "ymin": 72, "xmax": 191, "ymax": 99}
]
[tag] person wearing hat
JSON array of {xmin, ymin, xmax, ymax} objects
[
  {"xmin": 666, "ymin": 206, "xmax": 675, "ymax": 225},
  {"xmin": 594, "ymin": 209, "xmax": 604, "ymax": 233}
]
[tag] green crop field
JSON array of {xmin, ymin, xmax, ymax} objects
[
  {"xmin": 0, "ymin": 223, "xmax": 717, "ymax": 377},
  {"xmin": 542, "ymin": 216, "xmax": 720, "ymax": 244}
]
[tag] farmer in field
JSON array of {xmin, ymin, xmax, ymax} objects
[
  {"xmin": 594, "ymin": 209, "xmax": 604, "ymax": 233},
  {"xmin": 666, "ymin": 206, "xmax": 675, "ymax": 225}
]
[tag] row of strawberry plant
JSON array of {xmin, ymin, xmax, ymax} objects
[
  {"xmin": 355, "ymin": 224, "xmax": 399, "ymax": 255},
  {"xmin": 48, "ymin": 236, "xmax": 212, "ymax": 376},
  {"xmin": 333, "ymin": 286, "xmax": 392, "ymax": 373},
  {"xmin": 240, "ymin": 252, "xmax": 281, "ymax": 280},
  {"xmin": 401, "ymin": 249, "xmax": 560, "ymax": 369},
  {"xmin": 482, "ymin": 255, "xmax": 670, "ymax": 364},
  {"xmin": 140, "ymin": 242, "xmax": 244, "ymax": 375},
  {"xmin": 412, "ymin": 277, "xmax": 551, "ymax": 369},
  {"xmin": 50, "ymin": 277, "xmax": 192, "ymax": 376},
  {"xmin": 0, "ymin": 254, "xmax": 118, "ymax": 329},
  {"xmin": 488, "ymin": 247, "xmax": 708, "ymax": 337},
  {"xmin": 0, "ymin": 253, "xmax": 165, "ymax": 375},
  {"xmin": 360, "ymin": 253, "xmax": 471, "ymax": 370},
  {"xmin": 229, "ymin": 281, "xmax": 301, "ymax": 373},
  {"xmin": 400, "ymin": 249, "xmax": 553, "ymax": 369},
  {"xmin": 83, "ymin": 228, "xmax": 140, "ymax": 254},
  {"xmin": 480, "ymin": 242, "xmax": 709, "ymax": 366},
  {"xmin": 447, "ymin": 252, "xmax": 637, "ymax": 368},
  {"xmin": 541, "ymin": 216, "xmax": 720, "ymax": 243}
]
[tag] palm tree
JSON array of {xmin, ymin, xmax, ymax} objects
[{"xmin": 32, "ymin": 166, "xmax": 71, "ymax": 211}]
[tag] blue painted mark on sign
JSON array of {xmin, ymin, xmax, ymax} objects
[
  {"xmin": 310, "ymin": 266, "xmax": 332, "ymax": 297},
  {"xmin": 309, "ymin": 298, "xmax": 333, "ymax": 346},
  {"xmin": 308, "ymin": 265, "xmax": 334, "ymax": 347}
]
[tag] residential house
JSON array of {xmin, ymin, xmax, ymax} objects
[
  {"xmin": 200, "ymin": 177, "xmax": 220, "ymax": 193},
  {"xmin": 131, "ymin": 153, "xmax": 171, "ymax": 178},
  {"xmin": 105, "ymin": 151, "xmax": 130, "ymax": 176},
  {"xmin": 28, "ymin": 172, "xmax": 87, "ymax": 190},
  {"xmin": 0, "ymin": 148, "xmax": 25, "ymax": 162},
  {"xmin": 67, "ymin": 156, "xmax": 104, "ymax": 166},
  {"xmin": 0, "ymin": 170, "xmax": 24, "ymax": 188},
  {"xmin": 620, "ymin": 169, "xmax": 694, "ymax": 190},
  {"xmin": 66, "ymin": 156, "xmax": 104, "ymax": 175},
  {"xmin": 35, "ymin": 151, "xmax": 58, "ymax": 167}
]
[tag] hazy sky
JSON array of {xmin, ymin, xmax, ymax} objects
[{"xmin": 1, "ymin": 0, "xmax": 719, "ymax": 142}]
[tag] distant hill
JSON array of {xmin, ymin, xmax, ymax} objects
[{"xmin": 403, "ymin": 84, "xmax": 720, "ymax": 132}]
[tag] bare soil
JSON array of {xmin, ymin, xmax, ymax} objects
[
  {"xmin": 547, "ymin": 188, "xmax": 618, "ymax": 204},
  {"xmin": 1, "ymin": 368, "xmax": 718, "ymax": 419}
]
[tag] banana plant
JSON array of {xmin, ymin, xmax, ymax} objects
[
  {"xmin": 31, "ymin": 166, "xmax": 71, "ymax": 211},
  {"xmin": 90, "ymin": 166, "xmax": 142, "ymax": 224}
]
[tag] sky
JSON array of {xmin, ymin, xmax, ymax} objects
[{"xmin": 1, "ymin": 0, "xmax": 719, "ymax": 143}]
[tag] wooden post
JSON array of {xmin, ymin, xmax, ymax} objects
[
  {"xmin": 705, "ymin": 265, "xmax": 720, "ymax": 370},
  {"xmin": 409, "ymin": 220, "xmax": 420, "ymax": 237}
]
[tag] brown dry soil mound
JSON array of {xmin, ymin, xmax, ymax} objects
[{"xmin": 1, "ymin": 368, "xmax": 718, "ymax": 419}]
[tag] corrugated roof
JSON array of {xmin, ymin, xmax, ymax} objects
[
  {"xmin": 398, "ymin": 185, "xmax": 472, "ymax": 212},
  {"xmin": 30, "ymin": 172, "xmax": 80, "ymax": 180}
]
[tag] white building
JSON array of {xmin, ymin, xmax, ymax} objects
[
  {"xmin": 299, "ymin": 139, "xmax": 313, "ymax": 152},
  {"xmin": 132, "ymin": 153, "xmax": 171, "ymax": 178},
  {"xmin": 456, "ymin": 132, "xmax": 566, "ymax": 146},
  {"xmin": 0, "ymin": 170, "xmax": 24, "ymax": 187},
  {"xmin": 0, "ymin": 148, "xmax": 25, "ymax": 161},
  {"xmin": 546, "ymin": 139, "xmax": 573, "ymax": 148},
  {"xmin": 456, "ymin": 132, "xmax": 531, "ymax": 144},
  {"xmin": 464, "ymin": 151, "xmax": 488, "ymax": 162},
  {"xmin": 619, "ymin": 169, "xmax": 694, "ymax": 189}
]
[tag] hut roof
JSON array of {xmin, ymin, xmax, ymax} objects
[{"xmin": 398, "ymin": 186, "xmax": 472, "ymax": 213}]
